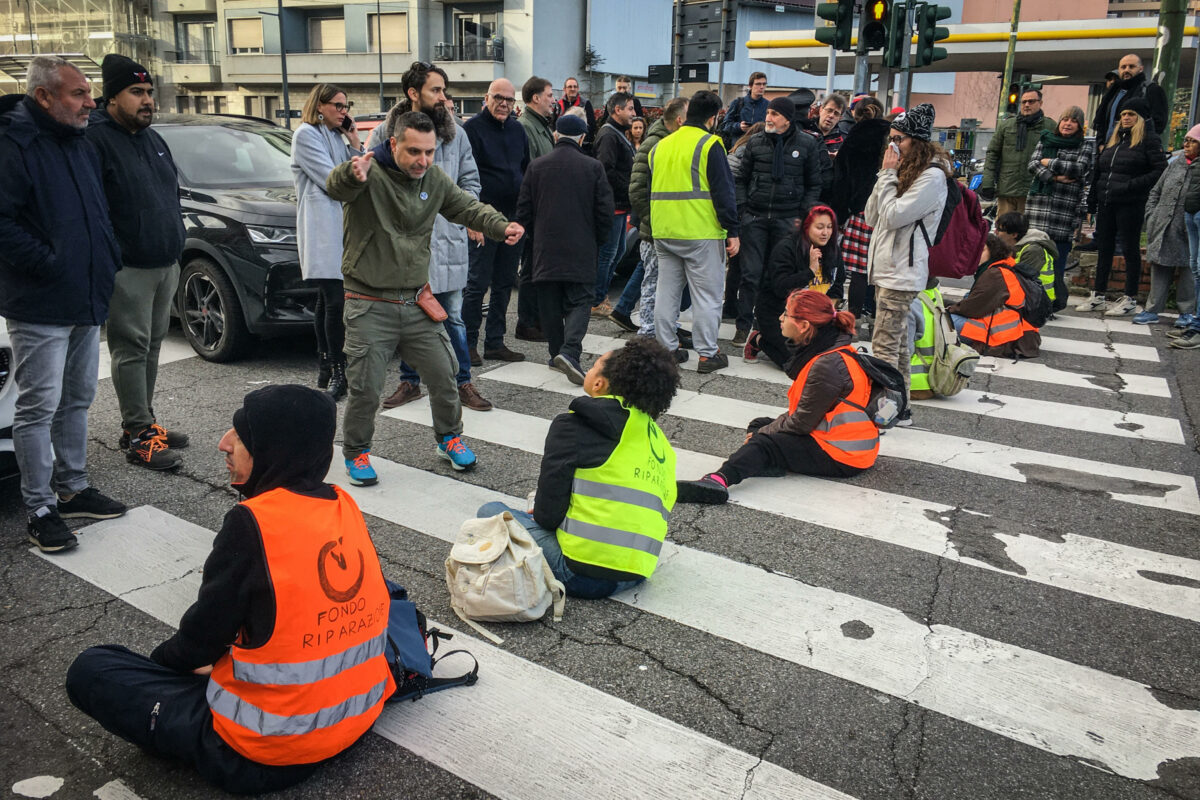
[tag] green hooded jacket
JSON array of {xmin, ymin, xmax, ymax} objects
[
  {"xmin": 982, "ymin": 114, "xmax": 1057, "ymax": 198},
  {"xmin": 628, "ymin": 117, "xmax": 672, "ymax": 242}
]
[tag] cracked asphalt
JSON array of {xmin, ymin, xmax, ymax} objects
[{"xmin": 1, "ymin": 298, "xmax": 1199, "ymax": 800}]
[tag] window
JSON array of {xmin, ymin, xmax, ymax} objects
[
  {"xmin": 214, "ymin": 96, "xmax": 226, "ymax": 115},
  {"xmin": 176, "ymin": 96, "xmax": 191, "ymax": 113},
  {"xmin": 264, "ymin": 95, "xmax": 280, "ymax": 121},
  {"xmin": 244, "ymin": 95, "xmax": 259, "ymax": 117},
  {"xmin": 195, "ymin": 96, "xmax": 209, "ymax": 114},
  {"xmin": 308, "ymin": 17, "xmax": 345, "ymax": 53},
  {"xmin": 178, "ymin": 19, "xmax": 216, "ymax": 63},
  {"xmin": 229, "ymin": 17, "xmax": 263, "ymax": 54},
  {"xmin": 368, "ymin": 12, "xmax": 408, "ymax": 53}
]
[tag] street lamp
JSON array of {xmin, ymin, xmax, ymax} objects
[{"xmin": 258, "ymin": 2, "xmax": 291, "ymax": 129}]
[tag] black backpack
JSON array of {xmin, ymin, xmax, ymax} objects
[
  {"xmin": 850, "ymin": 350, "xmax": 910, "ymax": 429},
  {"xmin": 1011, "ymin": 268, "xmax": 1052, "ymax": 328}
]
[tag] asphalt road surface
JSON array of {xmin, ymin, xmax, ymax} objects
[{"xmin": 2, "ymin": 293, "xmax": 1199, "ymax": 800}]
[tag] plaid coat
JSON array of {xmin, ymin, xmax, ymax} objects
[{"xmin": 1024, "ymin": 137, "xmax": 1095, "ymax": 242}]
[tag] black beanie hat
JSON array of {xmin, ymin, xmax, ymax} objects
[
  {"xmin": 101, "ymin": 53, "xmax": 152, "ymax": 101},
  {"xmin": 891, "ymin": 103, "xmax": 936, "ymax": 141},
  {"xmin": 1116, "ymin": 96, "xmax": 1151, "ymax": 122},
  {"xmin": 767, "ymin": 96, "xmax": 795, "ymax": 120}
]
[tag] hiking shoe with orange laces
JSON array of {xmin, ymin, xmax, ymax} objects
[
  {"xmin": 126, "ymin": 426, "xmax": 182, "ymax": 471},
  {"xmin": 345, "ymin": 450, "xmax": 378, "ymax": 486},
  {"xmin": 437, "ymin": 434, "xmax": 477, "ymax": 471}
]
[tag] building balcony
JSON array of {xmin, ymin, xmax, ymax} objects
[
  {"xmin": 434, "ymin": 38, "xmax": 503, "ymax": 62},
  {"xmin": 224, "ymin": 51, "xmax": 417, "ymax": 83},
  {"xmin": 164, "ymin": 0, "xmax": 216, "ymax": 14},
  {"xmin": 163, "ymin": 52, "xmax": 220, "ymax": 84}
]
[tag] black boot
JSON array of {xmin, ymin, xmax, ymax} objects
[
  {"xmin": 326, "ymin": 358, "xmax": 348, "ymax": 401},
  {"xmin": 317, "ymin": 352, "xmax": 331, "ymax": 389}
]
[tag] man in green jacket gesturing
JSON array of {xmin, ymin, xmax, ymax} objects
[
  {"xmin": 980, "ymin": 88, "xmax": 1057, "ymax": 216},
  {"xmin": 327, "ymin": 111, "xmax": 524, "ymax": 486}
]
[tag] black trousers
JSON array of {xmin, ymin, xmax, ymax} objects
[
  {"xmin": 464, "ymin": 235, "xmax": 522, "ymax": 350},
  {"xmin": 517, "ymin": 245, "xmax": 540, "ymax": 328},
  {"xmin": 66, "ymin": 645, "xmax": 320, "ymax": 795},
  {"xmin": 311, "ymin": 278, "xmax": 345, "ymax": 359},
  {"xmin": 847, "ymin": 272, "xmax": 876, "ymax": 317},
  {"xmin": 536, "ymin": 280, "xmax": 592, "ymax": 361},
  {"xmin": 737, "ymin": 216, "xmax": 797, "ymax": 332},
  {"xmin": 717, "ymin": 417, "xmax": 865, "ymax": 485},
  {"xmin": 753, "ymin": 302, "xmax": 794, "ymax": 371},
  {"xmin": 1093, "ymin": 203, "xmax": 1146, "ymax": 297}
]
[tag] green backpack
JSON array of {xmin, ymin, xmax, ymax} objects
[{"xmin": 918, "ymin": 292, "xmax": 979, "ymax": 398}]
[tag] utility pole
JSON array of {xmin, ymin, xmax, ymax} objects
[
  {"xmin": 376, "ymin": 0, "xmax": 384, "ymax": 112},
  {"xmin": 1153, "ymin": 0, "xmax": 1188, "ymax": 144},
  {"xmin": 995, "ymin": 0, "xmax": 1021, "ymax": 125},
  {"xmin": 672, "ymin": 0, "xmax": 683, "ymax": 98},
  {"xmin": 1189, "ymin": 20, "xmax": 1200, "ymax": 128},
  {"xmin": 717, "ymin": 0, "xmax": 730, "ymax": 102},
  {"xmin": 279, "ymin": 0, "xmax": 291, "ymax": 130}
]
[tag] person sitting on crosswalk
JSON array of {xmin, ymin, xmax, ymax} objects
[
  {"xmin": 66, "ymin": 385, "xmax": 394, "ymax": 794},
  {"xmin": 477, "ymin": 337, "xmax": 680, "ymax": 598},
  {"xmin": 677, "ymin": 289, "xmax": 881, "ymax": 505},
  {"xmin": 948, "ymin": 234, "xmax": 1042, "ymax": 359}
]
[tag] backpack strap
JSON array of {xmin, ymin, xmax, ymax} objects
[
  {"xmin": 541, "ymin": 558, "xmax": 566, "ymax": 622},
  {"xmin": 452, "ymin": 606, "xmax": 505, "ymax": 645}
]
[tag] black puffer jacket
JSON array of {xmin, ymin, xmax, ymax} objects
[
  {"xmin": 734, "ymin": 123, "xmax": 822, "ymax": 218},
  {"xmin": 1088, "ymin": 127, "xmax": 1167, "ymax": 211},
  {"xmin": 827, "ymin": 117, "xmax": 889, "ymax": 224},
  {"xmin": 593, "ymin": 120, "xmax": 635, "ymax": 210},
  {"xmin": 1185, "ymin": 156, "xmax": 1200, "ymax": 214}
]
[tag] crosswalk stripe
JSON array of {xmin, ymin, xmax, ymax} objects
[
  {"xmin": 1039, "ymin": 314, "xmax": 1151, "ymax": 336},
  {"xmin": 481, "ymin": 361, "xmax": 1200, "ymax": 516},
  {"xmin": 326, "ymin": 454, "xmax": 1200, "ymax": 782},
  {"xmin": 578, "ymin": 334, "xmax": 1183, "ymax": 444},
  {"xmin": 42, "ymin": 506, "xmax": 852, "ymax": 800},
  {"xmin": 1038, "ymin": 336, "xmax": 1159, "ymax": 362},
  {"xmin": 97, "ymin": 334, "xmax": 195, "ymax": 382},
  {"xmin": 383, "ymin": 401, "xmax": 1200, "ymax": 622},
  {"xmin": 975, "ymin": 357, "xmax": 1170, "ymax": 398}
]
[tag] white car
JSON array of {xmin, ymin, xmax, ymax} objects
[{"xmin": 0, "ymin": 316, "xmax": 15, "ymax": 471}]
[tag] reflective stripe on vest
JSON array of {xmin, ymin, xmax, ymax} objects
[
  {"xmin": 558, "ymin": 399, "xmax": 677, "ymax": 579},
  {"xmin": 207, "ymin": 487, "xmax": 394, "ymax": 766},
  {"xmin": 788, "ymin": 346, "xmax": 879, "ymax": 469},
  {"xmin": 1019, "ymin": 243, "xmax": 1056, "ymax": 301},
  {"xmin": 649, "ymin": 126, "xmax": 726, "ymax": 240},
  {"xmin": 960, "ymin": 264, "xmax": 1037, "ymax": 349},
  {"xmin": 909, "ymin": 287, "xmax": 941, "ymax": 392}
]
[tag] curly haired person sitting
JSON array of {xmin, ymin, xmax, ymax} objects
[{"xmin": 478, "ymin": 337, "xmax": 680, "ymax": 598}]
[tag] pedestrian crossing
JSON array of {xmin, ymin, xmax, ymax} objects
[{"xmin": 27, "ymin": 306, "xmax": 1200, "ymax": 798}]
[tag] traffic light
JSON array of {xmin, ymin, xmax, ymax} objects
[
  {"xmin": 860, "ymin": 0, "xmax": 889, "ymax": 51},
  {"xmin": 883, "ymin": 1, "xmax": 909, "ymax": 68},
  {"xmin": 1006, "ymin": 83, "xmax": 1020, "ymax": 114},
  {"xmin": 815, "ymin": 0, "xmax": 854, "ymax": 52},
  {"xmin": 914, "ymin": 2, "xmax": 951, "ymax": 67}
]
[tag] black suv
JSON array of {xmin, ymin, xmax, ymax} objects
[{"xmin": 154, "ymin": 114, "xmax": 314, "ymax": 361}]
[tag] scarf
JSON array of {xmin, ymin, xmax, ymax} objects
[
  {"xmin": 1028, "ymin": 129, "xmax": 1084, "ymax": 197},
  {"xmin": 782, "ymin": 323, "xmax": 844, "ymax": 380},
  {"xmin": 769, "ymin": 128, "xmax": 789, "ymax": 180},
  {"xmin": 1014, "ymin": 109, "xmax": 1044, "ymax": 151}
]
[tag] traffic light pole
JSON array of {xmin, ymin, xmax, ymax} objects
[
  {"xmin": 671, "ymin": 0, "xmax": 682, "ymax": 98},
  {"xmin": 853, "ymin": 38, "xmax": 870, "ymax": 96},
  {"xmin": 717, "ymin": 0, "xmax": 731, "ymax": 102},
  {"xmin": 995, "ymin": 0, "xmax": 1022, "ymax": 124},
  {"xmin": 1152, "ymin": 0, "xmax": 1188, "ymax": 144},
  {"xmin": 897, "ymin": 3, "xmax": 914, "ymax": 108}
]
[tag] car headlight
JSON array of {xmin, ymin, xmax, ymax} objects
[{"xmin": 245, "ymin": 225, "xmax": 297, "ymax": 245}]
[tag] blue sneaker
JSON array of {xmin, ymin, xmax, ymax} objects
[
  {"xmin": 437, "ymin": 434, "xmax": 477, "ymax": 471},
  {"xmin": 345, "ymin": 450, "xmax": 378, "ymax": 486},
  {"xmin": 1132, "ymin": 311, "xmax": 1159, "ymax": 325},
  {"xmin": 1175, "ymin": 313, "xmax": 1196, "ymax": 329}
]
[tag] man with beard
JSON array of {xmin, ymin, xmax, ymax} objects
[
  {"xmin": 979, "ymin": 88, "xmax": 1056, "ymax": 216},
  {"xmin": 367, "ymin": 61, "xmax": 494, "ymax": 412},
  {"xmin": 732, "ymin": 96, "xmax": 822, "ymax": 346},
  {"xmin": 555, "ymin": 77, "xmax": 596, "ymax": 151},
  {"xmin": 87, "ymin": 54, "xmax": 188, "ymax": 470},
  {"xmin": 1094, "ymin": 53, "xmax": 1169, "ymax": 145}
]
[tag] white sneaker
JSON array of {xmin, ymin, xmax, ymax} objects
[
  {"xmin": 1105, "ymin": 295, "xmax": 1138, "ymax": 316},
  {"xmin": 1075, "ymin": 293, "xmax": 1107, "ymax": 312}
]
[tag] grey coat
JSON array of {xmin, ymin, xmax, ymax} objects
[
  {"xmin": 291, "ymin": 122, "xmax": 356, "ymax": 281},
  {"xmin": 1145, "ymin": 154, "xmax": 1193, "ymax": 268},
  {"xmin": 367, "ymin": 119, "xmax": 480, "ymax": 292}
]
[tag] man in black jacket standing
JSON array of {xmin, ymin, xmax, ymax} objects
[
  {"xmin": 1094, "ymin": 53, "xmax": 1169, "ymax": 146},
  {"xmin": 516, "ymin": 115, "xmax": 615, "ymax": 384},
  {"xmin": 0, "ymin": 55, "xmax": 126, "ymax": 553},
  {"xmin": 88, "ymin": 54, "xmax": 188, "ymax": 471},
  {"xmin": 732, "ymin": 96, "xmax": 822, "ymax": 343},
  {"xmin": 591, "ymin": 91, "xmax": 636, "ymax": 315}
]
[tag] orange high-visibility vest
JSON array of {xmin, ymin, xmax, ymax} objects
[
  {"xmin": 961, "ymin": 260, "xmax": 1038, "ymax": 349},
  {"xmin": 207, "ymin": 486, "xmax": 395, "ymax": 766},
  {"xmin": 788, "ymin": 345, "xmax": 880, "ymax": 469}
]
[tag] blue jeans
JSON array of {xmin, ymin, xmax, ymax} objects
[
  {"xmin": 476, "ymin": 501, "xmax": 643, "ymax": 600},
  {"xmin": 1050, "ymin": 238, "xmax": 1073, "ymax": 312},
  {"xmin": 614, "ymin": 258, "xmax": 644, "ymax": 317},
  {"xmin": 399, "ymin": 289, "xmax": 470, "ymax": 387},
  {"xmin": 950, "ymin": 313, "xmax": 968, "ymax": 334},
  {"xmin": 7, "ymin": 320, "xmax": 100, "ymax": 512},
  {"xmin": 594, "ymin": 213, "xmax": 629, "ymax": 306},
  {"xmin": 1186, "ymin": 211, "xmax": 1200, "ymax": 332}
]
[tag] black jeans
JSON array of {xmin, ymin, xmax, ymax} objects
[
  {"xmin": 1051, "ymin": 237, "xmax": 1073, "ymax": 312},
  {"xmin": 463, "ymin": 235, "xmax": 522, "ymax": 350},
  {"xmin": 717, "ymin": 417, "xmax": 864, "ymax": 485},
  {"xmin": 737, "ymin": 216, "xmax": 798, "ymax": 331},
  {"xmin": 67, "ymin": 645, "xmax": 319, "ymax": 795},
  {"xmin": 536, "ymin": 280, "xmax": 592, "ymax": 361},
  {"xmin": 753, "ymin": 302, "xmax": 793, "ymax": 371},
  {"xmin": 847, "ymin": 272, "xmax": 876, "ymax": 317},
  {"xmin": 1093, "ymin": 203, "xmax": 1146, "ymax": 297},
  {"xmin": 311, "ymin": 278, "xmax": 345, "ymax": 359},
  {"xmin": 517, "ymin": 245, "xmax": 540, "ymax": 328}
]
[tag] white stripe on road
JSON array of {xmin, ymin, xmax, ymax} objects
[
  {"xmin": 332, "ymin": 456, "xmax": 1200, "ymax": 783},
  {"xmin": 975, "ymin": 358, "xmax": 1170, "ymax": 398},
  {"xmin": 384, "ymin": 401, "xmax": 1200, "ymax": 622},
  {"xmin": 481, "ymin": 361, "xmax": 1200, "ymax": 516},
  {"xmin": 97, "ymin": 333, "xmax": 196, "ymax": 382},
  {"xmin": 43, "ymin": 506, "xmax": 851, "ymax": 800},
  {"xmin": 1039, "ymin": 336, "xmax": 1159, "ymax": 363},
  {"xmin": 578, "ymin": 335, "xmax": 1182, "ymax": 443}
]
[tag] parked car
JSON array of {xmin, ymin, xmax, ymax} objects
[
  {"xmin": 153, "ymin": 114, "xmax": 314, "ymax": 361},
  {"xmin": 0, "ymin": 315, "xmax": 15, "ymax": 475}
]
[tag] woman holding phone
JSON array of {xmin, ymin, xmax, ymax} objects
[{"xmin": 292, "ymin": 84, "xmax": 361, "ymax": 399}]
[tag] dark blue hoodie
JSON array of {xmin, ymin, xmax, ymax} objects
[{"xmin": 0, "ymin": 94, "xmax": 121, "ymax": 325}]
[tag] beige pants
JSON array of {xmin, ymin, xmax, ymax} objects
[{"xmin": 871, "ymin": 287, "xmax": 920, "ymax": 389}]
